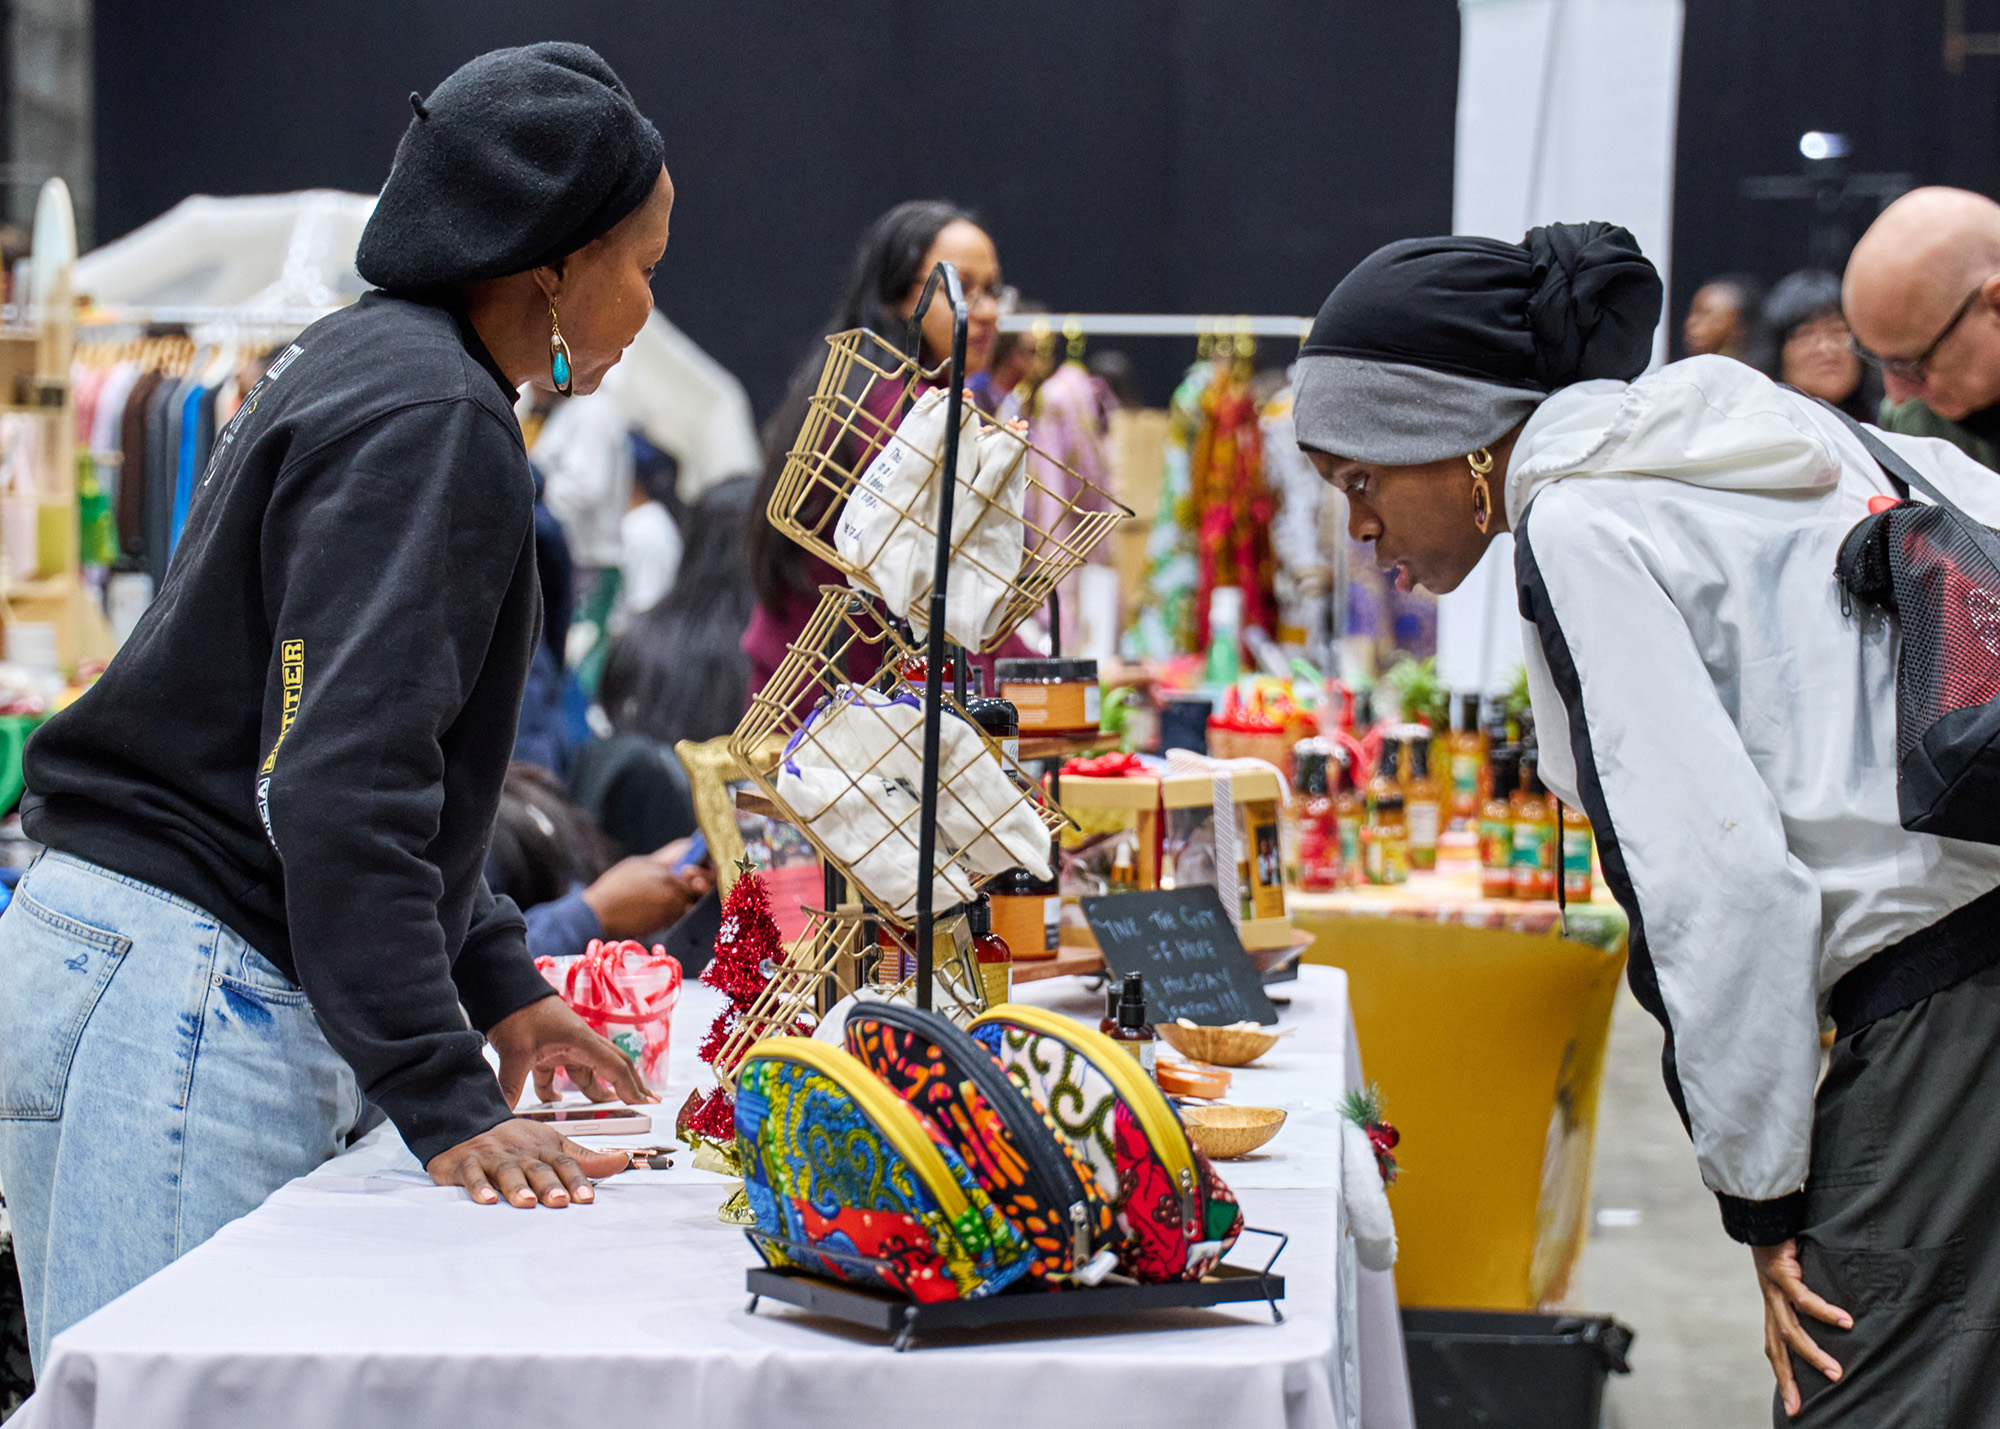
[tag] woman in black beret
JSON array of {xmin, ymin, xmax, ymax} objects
[
  {"xmin": 1295, "ymin": 224, "xmax": 2000, "ymax": 1421},
  {"xmin": 0, "ymin": 42, "xmax": 679, "ymax": 1368}
]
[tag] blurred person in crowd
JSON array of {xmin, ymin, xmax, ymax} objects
[
  {"xmin": 743, "ymin": 200, "xmax": 1009, "ymax": 694},
  {"xmin": 968, "ymin": 313, "xmax": 1039, "ymax": 420},
  {"xmin": 1089, "ymin": 348, "xmax": 1146, "ymax": 408},
  {"xmin": 0, "ymin": 45, "xmax": 673, "ymax": 1370},
  {"xmin": 618, "ymin": 440, "xmax": 683, "ymax": 620},
  {"xmin": 513, "ymin": 465, "xmax": 583, "ymax": 777},
  {"xmin": 1682, "ymin": 272, "xmax": 1767, "ymax": 362},
  {"xmin": 1846, "ymin": 186, "xmax": 2000, "ymax": 471},
  {"xmin": 1295, "ymin": 221, "xmax": 2000, "ymax": 1421},
  {"xmin": 487, "ymin": 764, "xmax": 710, "ymax": 962},
  {"xmin": 569, "ymin": 475, "xmax": 755, "ymax": 864},
  {"xmin": 1763, "ymin": 269, "xmax": 1879, "ymax": 422},
  {"xmin": 600, "ymin": 473, "xmax": 756, "ymax": 748}
]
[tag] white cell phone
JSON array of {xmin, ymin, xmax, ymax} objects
[{"xmin": 519, "ymin": 1105, "xmax": 653, "ymax": 1136}]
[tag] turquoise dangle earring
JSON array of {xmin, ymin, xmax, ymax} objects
[{"xmin": 549, "ymin": 301, "xmax": 574, "ymax": 396}]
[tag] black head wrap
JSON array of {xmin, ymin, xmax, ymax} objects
[
  {"xmin": 1302, "ymin": 222, "xmax": 1661, "ymax": 387},
  {"xmin": 357, "ymin": 42, "xmax": 665, "ymax": 293},
  {"xmin": 1292, "ymin": 221, "xmax": 1662, "ymax": 464}
]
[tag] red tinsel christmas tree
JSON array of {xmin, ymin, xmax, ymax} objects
[{"xmin": 682, "ymin": 865, "xmax": 784, "ymax": 1140}]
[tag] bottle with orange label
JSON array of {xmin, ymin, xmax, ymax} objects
[
  {"xmin": 1561, "ymin": 801, "xmax": 1595, "ymax": 902},
  {"xmin": 1511, "ymin": 754, "xmax": 1557, "ymax": 900},
  {"xmin": 1448, "ymin": 693, "xmax": 1486, "ymax": 827},
  {"xmin": 969, "ymin": 896, "xmax": 1012, "ymax": 1008},
  {"xmin": 1480, "ymin": 746, "xmax": 1520, "ymax": 899}
]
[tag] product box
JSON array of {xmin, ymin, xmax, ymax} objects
[{"xmin": 1053, "ymin": 768, "xmax": 1292, "ymax": 951}]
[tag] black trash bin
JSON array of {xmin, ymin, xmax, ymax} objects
[{"xmin": 1403, "ymin": 1308, "xmax": 1633, "ymax": 1429}]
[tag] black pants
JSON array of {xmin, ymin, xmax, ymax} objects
[{"xmin": 1786, "ymin": 962, "xmax": 2000, "ymax": 1426}]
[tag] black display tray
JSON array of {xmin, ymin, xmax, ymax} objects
[{"xmin": 743, "ymin": 1227, "xmax": 1287, "ymax": 1350}]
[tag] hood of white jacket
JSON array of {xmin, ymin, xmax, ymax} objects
[{"xmin": 1504, "ymin": 354, "xmax": 1843, "ymax": 528}]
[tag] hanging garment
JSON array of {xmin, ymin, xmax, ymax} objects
[
  {"xmin": 1027, "ymin": 360, "xmax": 1114, "ymax": 652},
  {"xmin": 1190, "ymin": 365, "xmax": 1276, "ymax": 650},
  {"xmin": 89, "ymin": 363, "xmax": 142, "ymax": 525},
  {"xmin": 144, "ymin": 370, "xmax": 181, "ymax": 587},
  {"xmin": 117, "ymin": 368, "xmax": 164, "ymax": 563},
  {"xmin": 1132, "ymin": 358, "xmax": 1213, "ymax": 659},
  {"xmin": 1260, "ymin": 381, "xmax": 1342, "ymax": 653}
]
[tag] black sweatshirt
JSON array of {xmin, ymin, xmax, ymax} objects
[{"xmin": 23, "ymin": 292, "xmax": 555, "ymax": 1163}]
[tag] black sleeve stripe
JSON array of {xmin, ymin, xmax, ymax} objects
[{"xmin": 1513, "ymin": 505, "xmax": 1692, "ymax": 1137}]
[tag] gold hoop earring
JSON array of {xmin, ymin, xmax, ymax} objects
[
  {"xmin": 549, "ymin": 301, "xmax": 574, "ymax": 396},
  {"xmin": 1468, "ymin": 447, "xmax": 1494, "ymax": 534}
]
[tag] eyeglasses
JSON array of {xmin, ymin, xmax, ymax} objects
[
  {"xmin": 1850, "ymin": 284, "xmax": 1987, "ymax": 383},
  {"xmin": 960, "ymin": 281, "xmax": 1014, "ymax": 312}
]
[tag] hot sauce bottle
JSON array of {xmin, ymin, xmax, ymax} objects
[
  {"xmin": 1512, "ymin": 756, "xmax": 1557, "ymax": 901},
  {"xmin": 1448, "ymin": 693, "xmax": 1486, "ymax": 827},
  {"xmin": 1294, "ymin": 741, "xmax": 1341, "ymax": 892},
  {"xmin": 1334, "ymin": 748, "xmax": 1364, "ymax": 887},
  {"xmin": 1403, "ymin": 735, "xmax": 1443, "ymax": 872},
  {"xmin": 1369, "ymin": 791, "xmax": 1409, "ymax": 885},
  {"xmin": 1481, "ymin": 746, "xmax": 1521, "ymax": 900},
  {"xmin": 1562, "ymin": 801, "xmax": 1595, "ymax": 902}
]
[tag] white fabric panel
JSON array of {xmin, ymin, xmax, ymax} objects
[
  {"xmin": 1438, "ymin": 0, "xmax": 1685, "ymax": 696},
  {"xmin": 597, "ymin": 309, "xmax": 763, "ymax": 500},
  {"xmin": 73, "ymin": 190, "xmax": 377, "ymax": 310},
  {"xmin": 17, "ymin": 967, "xmax": 1409, "ymax": 1429}
]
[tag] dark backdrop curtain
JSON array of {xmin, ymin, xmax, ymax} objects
[{"xmin": 93, "ymin": 0, "xmax": 1460, "ymax": 414}]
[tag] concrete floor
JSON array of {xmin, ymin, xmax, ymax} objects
[{"xmin": 1570, "ymin": 992, "xmax": 1775, "ymax": 1428}]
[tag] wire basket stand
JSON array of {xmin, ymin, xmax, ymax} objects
[
  {"xmin": 742, "ymin": 261, "xmax": 1112, "ymax": 1009},
  {"xmin": 767, "ymin": 324, "xmax": 1130, "ymax": 656},
  {"xmin": 710, "ymin": 908, "xmax": 987, "ymax": 1091}
]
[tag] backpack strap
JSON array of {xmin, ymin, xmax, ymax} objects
[{"xmin": 1813, "ymin": 397, "xmax": 2000, "ymax": 571}]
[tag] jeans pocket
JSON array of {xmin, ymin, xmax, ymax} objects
[
  {"xmin": 0, "ymin": 890, "xmax": 132, "ymax": 1119},
  {"xmin": 213, "ymin": 943, "xmax": 307, "ymax": 1008}
]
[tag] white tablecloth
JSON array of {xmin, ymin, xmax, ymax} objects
[{"xmin": 18, "ymin": 965, "xmax": 1413, "ymax": 1429}]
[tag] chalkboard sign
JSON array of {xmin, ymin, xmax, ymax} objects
[{"xmin": 1081, "ymin": 888, "xmax": 1279, "ymax": 1027}]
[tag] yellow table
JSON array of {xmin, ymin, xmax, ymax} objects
[{"xmin": 1293, "ymin": 874, "xmax": 1628, "ymax": 1310}]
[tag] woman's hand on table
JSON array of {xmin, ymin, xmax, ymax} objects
[
  {"xmin": 426, "ymin": 1118, "xmax": 628, "ymax": 1208},
  {"xmin": 488, "ymin": 993, "xmax": 660, "ymax": 1108}
]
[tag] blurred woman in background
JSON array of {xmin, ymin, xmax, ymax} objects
[
  {"xmin": 1763, "ymin": 268, "xmax": 1880, "ymax": 422},
  {"xmin": 742, "ymin": 200, "xmax": 1005, "ymax": 693}
]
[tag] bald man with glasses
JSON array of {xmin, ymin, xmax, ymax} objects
[{"xmin": 1845, "ymin": 186, "xmax": 2000, "ymax": 471}]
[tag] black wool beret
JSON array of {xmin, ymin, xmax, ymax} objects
[{"xmin": 357, "ymin": 42, "xmax": 665, "ymax": 293}]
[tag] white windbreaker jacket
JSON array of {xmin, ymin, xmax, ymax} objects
[{"xmin": 1507, "ymin": 355, "xmax": 2000, "ymax": 1243}]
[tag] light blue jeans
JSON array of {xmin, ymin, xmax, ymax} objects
[{"xmin": 0, "ymin": 852, "xmax": 362, "ymax": 1372}]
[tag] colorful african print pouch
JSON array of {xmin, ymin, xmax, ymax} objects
[
  {"xmin": 844, "ymin": 1002, "xmax": 1113, "ymax": 1288},
  {"xmin": 734, "ymin": 1038, "xmax": 1033, "ymax": 1302},
  {"xmin": 969, "ymin": 1005, "xmax": 1244, "ymax": 1283}
]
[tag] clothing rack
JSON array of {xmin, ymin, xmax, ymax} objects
[
  {"xmin": 67, "ymin": 304, "xmax": 341, "ymax": 340},
  {"xmin": 996, "ymin": 313, "xmax": 1312, "ymax": 340}
]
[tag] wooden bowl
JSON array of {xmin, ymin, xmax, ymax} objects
[
  {"xmin": 1181, "ymin": 1105, "xmax": 1287, "ymax": 1160},
  {"xmin": 1157, "ymin": 1022, "xmax": 1283, "ymax": 1067}
]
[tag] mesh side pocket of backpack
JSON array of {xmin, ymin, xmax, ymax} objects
[{"xmin": 1875, "ymin": 503, "xmax": 2000, "ymax": 765}]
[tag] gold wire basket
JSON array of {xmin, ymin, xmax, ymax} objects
[
  {"xmin": 712, "ymin": 908, "xmax": 988, "ymax": 1091},
  {"xmin": 766, "ymin": 328, "xmax": 1132, "ymax": 654},
  {"xmin": 726, "ymin": 587, "xmax": 1068, "ymax": 930}
]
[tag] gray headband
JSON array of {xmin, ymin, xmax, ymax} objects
[{"xmin": 1292, "ymin": 354, "xmax": 1545, "ymax": 465}]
